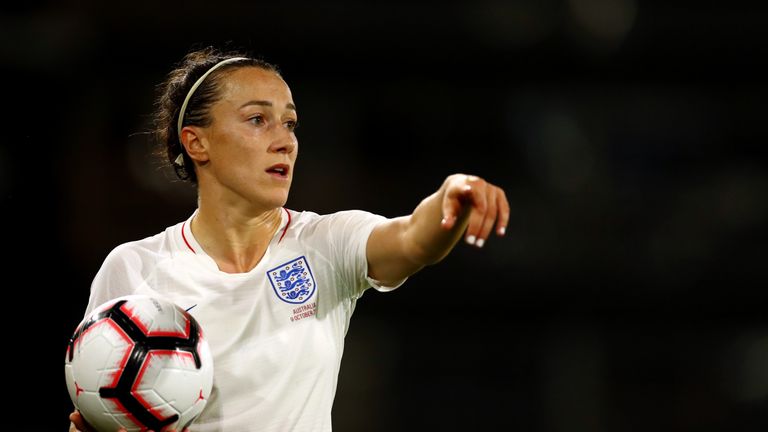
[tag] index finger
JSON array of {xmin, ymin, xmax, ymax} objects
[{"xmin": 495, "ymin": 187, "xmax": 510, "ymax": 236}]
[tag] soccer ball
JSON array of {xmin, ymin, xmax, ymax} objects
[{"xmin": 65, "ymin": 295, "xmax": 214, "ymax": 432}]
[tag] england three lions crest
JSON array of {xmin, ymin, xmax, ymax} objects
[{"xmin": 267, "ymin": 256, "xmax": 317, "ymax": 304}]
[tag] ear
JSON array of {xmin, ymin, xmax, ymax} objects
[{"xmin": 179, "ymin": 126, "xmax": 210, "ymax": 164}]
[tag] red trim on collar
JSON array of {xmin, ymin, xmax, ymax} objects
[
  {"xmin": 181, "ymin": 221, "xmax": 196, "ymax": 254},
  {"xmin": 278, "ymin": 208, "xmax": 291, "ymax": 243}
]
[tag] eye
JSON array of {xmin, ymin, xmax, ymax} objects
[
  {"xmin": 285, "ymin": 119, "xmax": 298, "ymax": 132},
  {"xmin": 249, "ymin": 114, "xmax": 265, "ymax": 126}
]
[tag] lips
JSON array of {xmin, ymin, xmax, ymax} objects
[{"xmin": 266, "ymin": 163, "xmax": 290, "ymax": 178}]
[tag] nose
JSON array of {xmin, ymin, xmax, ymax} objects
[{"xmin": 270, "ymin": 127, "xmax": 297, "ymax": 154}]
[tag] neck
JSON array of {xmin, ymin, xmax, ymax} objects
[{"xmin": 191, "ymin": 203, "xmax": 283, "ymax": 274}]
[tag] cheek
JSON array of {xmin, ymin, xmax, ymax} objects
[{"xmin": 214, "ymin": 130, "xmax": 254, "ymax": 159}]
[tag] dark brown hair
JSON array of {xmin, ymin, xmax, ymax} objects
[{"xmin": 153, "ymin": 46, "xmax": 280, "ymax": 183}]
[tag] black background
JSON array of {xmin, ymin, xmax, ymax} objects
[{"xmin": 2, "ymin": 1, "xmax": 768, "ymax": 431}]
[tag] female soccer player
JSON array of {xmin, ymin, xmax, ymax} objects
[{"xmin": 69, "ymin": 46, "xmax": 509, "ymax": 432}]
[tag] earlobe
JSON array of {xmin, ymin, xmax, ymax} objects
[{"xmin": 180, "ymin": 126, "xmax": 210, "ymax": 163}]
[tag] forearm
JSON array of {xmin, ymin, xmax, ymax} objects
[{"xmin": 367, "ymin": 173, "xmax": 508, "ymax": 285}]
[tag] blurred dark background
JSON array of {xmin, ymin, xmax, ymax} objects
[{"xmin": 3, "ymin": 1, "xmax": 767, "ymax": 430}]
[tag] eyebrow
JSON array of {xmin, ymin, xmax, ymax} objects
[{"xmin": 239, "ymin": 100, "xmax": 297, "ymax": 111}]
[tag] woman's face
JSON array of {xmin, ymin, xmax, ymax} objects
[{"xmin": 198, "ymin": 67, "xmax": 298, "ymax": 211}]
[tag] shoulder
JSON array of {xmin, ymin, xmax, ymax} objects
[
  {"xmin": 99, "ymin": 222, "xmax": 180, "ymax": 272},
  {"xmin": 287, "ymin": 208, "xmax": 388, "ymax": 234},
  {"xmin": 288, "ymin": 208, "xmax": 387, "ymax": 225}
]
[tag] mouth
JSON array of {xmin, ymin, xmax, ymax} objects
[{"xmin": 266, "ymin": 163, "xmax": 290, "ymax": 179}]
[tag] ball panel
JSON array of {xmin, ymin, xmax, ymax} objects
[
  {"xmin": 197, "ymin": 337, "xmax": 215, "ymax": 398},
  {"xmin": 64, "ymin": 363, "xmax": 78, "ymax": 408},
  {"xmin": 102, "ymin": 398, "xmax": 146, "ymax": 431},
  {"xmin": 72, "ymin": 319, "xmax": 135, "ymax": 390},
  {"xmin": 176, "ymin": 399, "xmax": 208, "ymax": 431},
  {"xmin": 131, "ymin": 389, "xmax": 178, "ymax": 424},
  {"xmin": 77, "ymin": 392, "xmax": 137, "ymax": 432},
  {"xmin": 134, "ymin": 350, "xmax": 202, "ymax": 410},
  {"xmin": 109, "ymin": 414, "xmax": 145, "ymax": 432},
  {"xmin": 120, "ymin": 297, "xmax": 190, "ymax": 338}
]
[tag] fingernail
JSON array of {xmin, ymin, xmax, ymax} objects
[
  {"xmin": 499, "ymin": 227, "xmax": 506, "ymax": 235},
  {"xmin": 441, "ymin": 217, "xmax": 447, "ymax": 226},
  {"xmin": 476, "ymin": 238, "xmax": 485, "ymax": 248},
  {"xmin": 466, "ymin": 235, "xmax": 476, "ymax": 245}
]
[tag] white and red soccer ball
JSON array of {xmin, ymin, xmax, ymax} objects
[{"xmin": 65, "ymin": 295, "xmax": 214, "ymax": 432}]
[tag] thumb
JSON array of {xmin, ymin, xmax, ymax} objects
[{"xmin": 441, "ymin": 183, "xmax": 472, "ymax": 230}]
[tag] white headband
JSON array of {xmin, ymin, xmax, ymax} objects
[{"xmin": 176, "ymin": 57, "xmax": 248, "ymax": 144}]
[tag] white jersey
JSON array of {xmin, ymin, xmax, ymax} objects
[{"xmin": 85, "ymin": 208, "xmax": 403, "ymax": 432}]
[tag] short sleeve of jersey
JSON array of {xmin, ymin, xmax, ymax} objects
[
  {"xmin": 84, "ymin": 243, "xmax": 148, "ymax": 317},
  {"xmin": 320, "ymin": 210, "xmax": 406, "ymax": 298}
]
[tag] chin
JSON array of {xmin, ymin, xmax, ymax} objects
[{"xmin": 265, "ymin": 189, "xmax": 291, "ymax": 209}]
